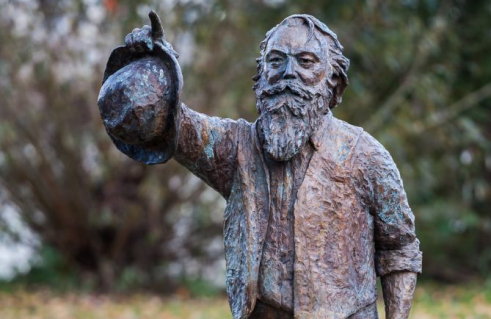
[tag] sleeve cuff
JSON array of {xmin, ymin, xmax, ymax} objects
[{"xmin": 375, "ymin": 240, "xmax": 423, "ymax": 277}]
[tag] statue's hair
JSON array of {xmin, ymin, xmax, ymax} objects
[{"xmin": 253, "ymin": 14, "xmax": 350, "ymax": 109}]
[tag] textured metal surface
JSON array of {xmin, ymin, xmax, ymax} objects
[
  {"xmin": 98, "ymin": 11, "xmax": 182, "ymax": 165},
  {"xmin": 99, "ymin": 56, "xmax": 172, "ymax": 145},
  {"xmin": 99, "ymin": 12, "xmax": 422, "ymax": 319}
]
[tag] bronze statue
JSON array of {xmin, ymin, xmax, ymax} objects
[{"xmin": 98, "ymin": 11, "xmax": 422, "ymax": 319}]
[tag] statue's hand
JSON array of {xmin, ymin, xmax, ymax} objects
[{"xmin": 124, "ymin": 11, "xmax": 178, "ymax": 57}]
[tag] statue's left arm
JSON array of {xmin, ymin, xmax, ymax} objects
[
  {"xmin": 361, "ymin": 133, "xmax": 423, "ymax": 319},
  {"xmin": 380, "ymin": 271, "xmax": 418, "ymax": 319}
]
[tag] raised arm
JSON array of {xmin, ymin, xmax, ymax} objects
[{"xmin": 173, "ymin": 104, "xmax": 249, "ymax": 198}]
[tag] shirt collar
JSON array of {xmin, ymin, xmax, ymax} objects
[{"xmin": 309, "ymin": 111, "xmax": 333, "ymax": 151}]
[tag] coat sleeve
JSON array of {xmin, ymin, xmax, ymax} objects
[
  {"xmin": 173, "ymin": 104, "xmax": 250, "ymax": 199},
  {"xmin": 361, "ymin": 133, "xmax": 423, "ymax": 277}
]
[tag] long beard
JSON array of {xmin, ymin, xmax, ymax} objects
[{"xmin": 256, "ymin": 81, "xmax": 330, "ymax": 161}]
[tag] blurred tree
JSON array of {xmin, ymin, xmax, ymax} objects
[
  {"xmin": 0, "ymin": 0, "xmax": 490, "ymax": 290},
  {"xmin": 0, "ymin": 0, "xmax": 224, "ymax": 291}
]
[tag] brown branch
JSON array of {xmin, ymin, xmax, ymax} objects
[
  {"xmin": 413, "ymin": 81, "xmax": 491, "ymax": 133},
  {"xmin": 363, "ymin": 1, "xmax": 450, "ymax": 133}
]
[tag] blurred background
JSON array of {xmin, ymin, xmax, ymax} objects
[{"xmin": 0, "ymin": 0, "xmax": 490, "ymax": 318}]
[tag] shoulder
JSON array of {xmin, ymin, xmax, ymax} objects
[
  {"xmin": 356, "ymin": 132, "xmax": 404, "ymax": 190},
  {"xmin": 354, "ymin": 130, "xmax": 393, "ymax": 164},
  {"xmin": 339, "ymin": 124, "xmax": 401, "ymax": 182},
  {"xmin": 316, "ymin": 115, "xmax": 364, "ymax": 163},
  {"xmin": 329, "ymin": 116, "xmax": 364, "ymax": 141}
]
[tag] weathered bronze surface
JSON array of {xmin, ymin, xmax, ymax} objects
[{"xmin": 98, "ymin": 11, "xmax": 422, "ymax": 319}]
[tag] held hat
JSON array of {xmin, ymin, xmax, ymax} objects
[{"xmin": 98, "ymin": 12, "xmax": 183, "ymax": 164}]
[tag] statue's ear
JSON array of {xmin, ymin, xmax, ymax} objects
[{"xmin": 328, "ymin": 73, "xmax": 348, "ymax": 109}]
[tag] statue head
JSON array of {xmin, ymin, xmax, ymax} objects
[{"xmin": 254, "ymin": 14, "xmax": 349, "ymax": 161}]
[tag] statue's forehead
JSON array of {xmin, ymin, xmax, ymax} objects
[{"xmin": 266, "ymin": 23, "xmax": 325, "ymax": 57}]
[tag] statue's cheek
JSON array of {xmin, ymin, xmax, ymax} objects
[{"xmin": 297, "ymin": 65, "xmax": 326, "ymax": 86}]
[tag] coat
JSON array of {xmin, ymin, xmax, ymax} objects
[{"xmin": 127, "ymin": 104, "xmax": 423, "ymax": 319}]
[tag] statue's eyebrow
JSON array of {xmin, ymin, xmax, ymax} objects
[
  {"xmin": 266, "ymin": 49, "xmax": 287, "ymax": 57},
  {"xmin": 295, "ymin": 50, "xmax": 321, "ymax": 62}
]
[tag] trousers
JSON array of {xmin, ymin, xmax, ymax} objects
[{"xmin": 248, "ymin": 300, "xmax": 379, "ymax": 319}]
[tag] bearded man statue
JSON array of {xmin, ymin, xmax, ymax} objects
[{"xmin": 98, "ymin": 12, "xmax": 422, "ymax": 319}]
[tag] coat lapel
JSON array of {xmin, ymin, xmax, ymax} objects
[{"xmin": 224, "ymin": 121, "xmax": 270, "ymax": 319}]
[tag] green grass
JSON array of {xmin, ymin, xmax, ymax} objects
[{"xmin": 0, "ymin": 283, "xmax": 489, "ymax": 319}]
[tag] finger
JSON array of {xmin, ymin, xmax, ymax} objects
[
  {"xmin": 126, "ymin": 28, "xmax": 140, "ymax": 47},
  {"xmin": 141, "ymin": 25, "xmax": 154, "ymax": 50},
  {"xmin": 125, "ymin": 32, "xmax": 137, "ymax": 52},
  {"xmin": 125, "ymin": 32, "xmax": 133, "ymax": 47},
  {"xmin": 133, "ymin": 30, "xmax": 146, "ymax": 53},
  {"xmin": 149, "ymin": 10, "xmax": 164, "ymax": 40}
]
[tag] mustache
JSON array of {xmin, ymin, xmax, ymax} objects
[
  {"xmin": 258, "ymin": 81, "xmax": 317, "ymax": 100},
  {"xmin": 267, "ymin": 95, "xmax": 307, "ymax": 117}
]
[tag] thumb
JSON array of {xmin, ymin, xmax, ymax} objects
[{"xmin": 149, "ymin": 10, "xmax": 164, "ymax": 41}]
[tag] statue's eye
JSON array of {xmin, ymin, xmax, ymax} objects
[
  {"xmin": 268, "ymin": 56, "xmax": 283, "ymax": 66},
  {"xmin": 298, "ymin": 58, "xmax": 314, "ymax": 67}
]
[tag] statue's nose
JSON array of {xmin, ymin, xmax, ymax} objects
[{"xmin": 283, "ymin": 59, "xmax": 296, "ymax": 79}]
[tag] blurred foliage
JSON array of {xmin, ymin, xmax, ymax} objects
[
  {"xmin": 0, "ymin": 0, "xmax": 490, "ymax": 291},
  {"xmin": 0, "ymin": 246, "xmax": 81, "ymax": 292}
]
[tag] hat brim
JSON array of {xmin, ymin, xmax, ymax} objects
[{"xmin": 100, "ymin": 43, "xmax": 183, "ymax": 165}]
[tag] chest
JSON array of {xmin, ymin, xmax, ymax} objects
[{"xmin": 291, "ymin": 146, "xmax": 369, "ymax": 235}]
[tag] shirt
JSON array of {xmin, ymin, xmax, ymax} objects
[{"xmin": 258, "ymin": 142, "xmax": 314, "ymax": 311}]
